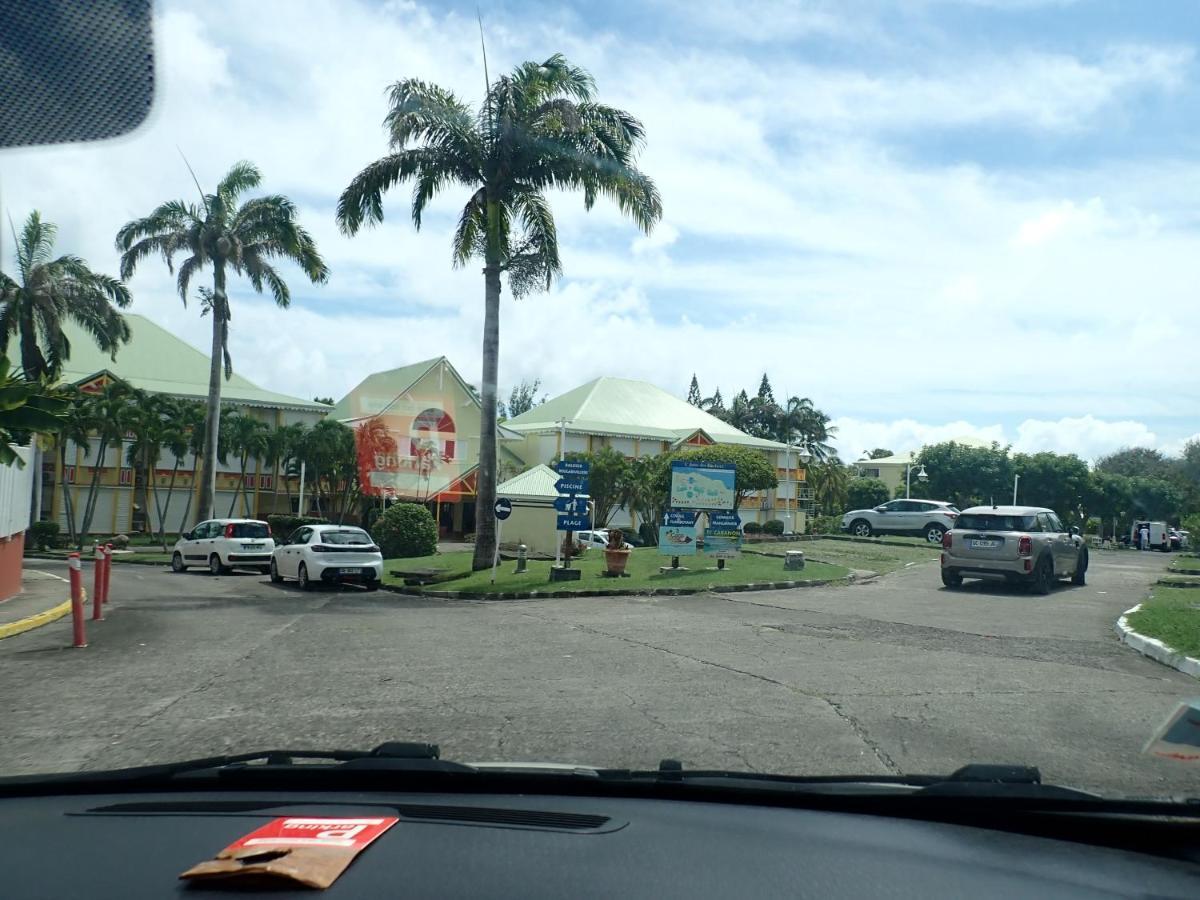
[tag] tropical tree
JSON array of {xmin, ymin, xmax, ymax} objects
[
  {"xmin": 686, "ymin": 375, "xmax": 702, "ymax": 407},
  {"xmin": 336, "ymin": 53, "xmax": 661, "ymax": 569},
  {"xmin": 76, "ymin": 381, "xmax": 134, "ymax": 547},
  {"xmin": 123, "ymin": 389, "xmax": 165, "ymax": 534},
  {"xmin": 846, "ymin": 477, "xmax": 890, "ymax": 511},
  {"xmin": 177, "ymin": 404, "xmax": 233, "ymax": 533},
  {"xmin": 153, "ymin": 398, "xmax": 193, "ymax": 549},
  {"xmin": 701, "ymin": 388, "xmax": 725, "ymax": 418},
  {"xmin": 275, "ymin": 422, "xmax": 308, "ymax": 510},
  {"xmin": 1, "ymin": 211, "xmax": 131, "ymax": 381},
  {"xmin": 562, "ymin": 447, "xmax": 630, "ymax": 528},
  {"xmin": 222, "ymin": 411, "xmax": 269, "ymax": 516},
  {"xmin": 808, "ymin": 459, "xmax": 849, "ymax": 515},
  {"xmin": 116, "ymin": 161, "xmax": 328, "ymax": 525},
  {"xmin": 504, "ymin": 378, "xmax": 544, "ymax": 419},
  {"xmin": 55, "ymin": 387, "xmax": 93, "ymax": 545},
  {"xmin": 659, "ymin": 445, "xmax": 777, "ymax": 510},
  {"xmin": 619, "ymin": 454, "xmax": 670, "ymax": 543},
  {"xmin": 866, "ymin": 448, "xmax": 894, "ymax": 459},
  {"xmin": 0, "ymin": 352, "xmax": 66, "ymax": 466}
]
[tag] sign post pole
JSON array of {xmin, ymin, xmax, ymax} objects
[{"xmin": 491, "ymin": 498, "xmax": 512, "ymax": 585}]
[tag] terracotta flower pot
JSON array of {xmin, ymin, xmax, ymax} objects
[{"xmin": 604, "ymin": 547, "xmax": 631, "ymax": 575}]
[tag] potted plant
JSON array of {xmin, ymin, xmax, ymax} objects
[{"xmin": 604, "ymin": 528, "xmax": 632, "ymax": 576}]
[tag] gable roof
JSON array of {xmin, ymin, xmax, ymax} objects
[
  {"xmin": 329, "ymin": 356, "xmax": 479, "ymax": 423},
  {"xmin": 41, "ymin": 314, "xmax": 326, "ymax": 411},
  {"xmin": 503, "ymin": 376, "xmax": 785, "ymax": 450},
  {"xmin": 496, "ymin": 464, "xmax": 561, "ymax": 499}
]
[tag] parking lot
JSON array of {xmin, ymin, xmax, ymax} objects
[{"xmin": 1, "ymin": 549, "xmax": 1193, "ymax": 797}]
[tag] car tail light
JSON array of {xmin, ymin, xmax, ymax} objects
[
  {"xmin": 224, "ymin": 523, "xmax": 235, "ymax": 538},
  {"xmin": 369, "ymin": 545, "xmax": 380, "ymax": 553},
  {"xmin": 1018, "ymin": 536, "xmax": 1032, "ymax": 556},
  {"xmin": 266, "ymin": 524, "xmax": 272, "ymax": 537},
  {"xmin": 312, "ymin": 545, "xmax": 331, "ymax": 553},
  {"xmin": 941, "ymin": 531, "xmax": 952, "ymax": 549}
]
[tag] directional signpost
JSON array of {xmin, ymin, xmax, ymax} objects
[
  {"xmin": 492, "ymin": 498, "xmax": 513, "ymax": 584},
  {"xmin": 704, "ymin": 510, "xmax": 743, "ymax": 566},
  {"xmin": 659, "ymin": 509, "xmax": 699, "ymax": 572},
  {"xmin": 662, "ymin": 461, "xmax": 741, "ymax": 572},
  {"xmin": 552, "ymin": 460, "xmax": 591, "ymax": 579}
]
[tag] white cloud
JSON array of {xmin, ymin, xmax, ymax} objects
[{"xmin": 1011, "ymin": 416, "xmax": 1158, "ymax": 459}]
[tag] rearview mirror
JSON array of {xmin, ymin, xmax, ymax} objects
[
  {"xmin": 181, "ymin": 531, "xmax": 192, "ymax": 541},
  {"xmin": 874, "ymin": 506, "xmax": 887, "ymax": 513},
  {"xmin": 1070, "ymin": 526, "xmax": 1080, "ymax": 536}
]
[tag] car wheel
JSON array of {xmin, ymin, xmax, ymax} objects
[
  {"xmin": 850, "ymin": 519, "xmax": 872, "ymax": 538},
  {"xmin": 941, "ymin": 568, "xmax": 962, "ymax": 588},
  {"xmin": 171, "ymin": 552, "xmax": 185, "ymax": 573},
  {"xmin": 208, "ymin": 554, "xmax": 227, "ymax": 576},
  {"xmin": 1029, "ymin": 556, "xmax": 1054, "ymax": 595},
  {"xmin": 364, "ymin": 580, "xmax": 379, "ymax": 592},
  {"xmin": 1071, "ymin": 549, "xmax": 1088, "ymax": 585},
  {"xmin": 925, "ymin": 524, "xmax": 946, "ymax": 545},
  {"xmin": 269, "ymin": 558, "xmax": 283, "ymax": 584},
  {"xmin": 298, "ymin": 563, "xmax": 312, "ymax": 591}
]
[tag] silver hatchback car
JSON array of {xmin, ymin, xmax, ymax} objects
[{"xmin": 940, "ymin": 505, "xmax": 1088, "ymax": 594}]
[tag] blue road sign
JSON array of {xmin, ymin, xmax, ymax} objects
[
  {"xmin": 554, "ymin": 460, "xmax": 590, "ymax": 476},
  {"xmin": 493, "ymin": 498, "xmax": 512, "ymax": 521},
  {"xmin": 664, "ymin": 509, "xmax": 699, "ymax": 527},
  {"xmin": 554, "ymin": 496, "xmax": 589, "ymax": 514},
  {"xmin": 708, "ymin": 511, "xmax": 742, "ymax": 529},
  {"xmin": 554, "ymin": 477, "xmax": 589, "ymax": 495},
  {"xmin": 556, "ymin": 514, "xmax": 590, "ymax": 531}
]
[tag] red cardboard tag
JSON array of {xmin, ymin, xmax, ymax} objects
[{"xmin": 226, "ymin": 817, "xmax": 398, "ymax": 850}]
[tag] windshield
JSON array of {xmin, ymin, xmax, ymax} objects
[
  {"xmin": 957, "ymin": 514, "xmax": 1038, "ymax": 531},
  {"xmin": 1, "ymin": 0, "xmax": 1197, "ymax": 805}
]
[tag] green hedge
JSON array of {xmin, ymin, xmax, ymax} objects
[
  {"xmin": 374, "ymin": 503, "xmax": 438, "ymax": 559},
  {"xmin": 763, "ymin": 519, "xmax": 785, "ymax": 535},
  {"xmin": 267, "ymin": 514, "xmax": 328, "ymax": 539},
  {"xmin": 743, "ymin": 521, "xmax": 763, "ymax": 534},
  {"xmin": 29, "ymin": 521, "xmax": 60, "ymax": 551}
]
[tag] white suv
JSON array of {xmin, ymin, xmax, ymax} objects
[
  {"xmin": 172, "ymin": 518, "xmax": 276, "ymax": 575},
  {"xmin": 841, "ymin": 499, "xmax": 959, "ymax": 543}
]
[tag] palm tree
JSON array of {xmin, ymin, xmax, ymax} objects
[
  {"xmin": 154, "ymin": 398, "xmax": 192, "ymax": 550},
  {"xmin": 223, "ymin": 411, "xmax": 269, "ymax": 516},
  {"xmin": 1, "ymin": 211, "xmax": 131, "ymax": 382},
  {"xmin": 77, "ymin": 381, "xmax": 133, "ymax": 547},
  {"xmin": 55, "ymin": 387, "xmax": 92, "ymax": 546},
  {"xmin": 275, "ymin": 422, "xmax": 308, "ymax": 511},
  {"xmin": 123, "ymin": 389, "xmax": 164, "ymax": 534},
  {"xmin": 337, "ymin": 54, "xmax": 661, "ymax": 569},
  {"xmin": 115, "ymin": 161, "xmax": 328, "ymax": 526},
  {"xmin": 808, "ymin": 460, "xmax": 849, "ymax": 516}
]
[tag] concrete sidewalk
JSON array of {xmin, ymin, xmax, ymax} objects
[{"xmin": 0, "ymin": 566, "xmax": 74, "ymax": 639}]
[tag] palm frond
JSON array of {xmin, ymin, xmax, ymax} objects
[
  {"xmin": 175, "ymin": 255, "xmax": 203, "ymax": 301},
  {"xmin": 19, "ymin": 211, "xmax": 58, "ymax": 274},
  {"xmin": 115, "ymin": 199, "xmax": 198, "ymax": 250},
  {"xmin": 240, "ymin": 250, "xmax": 289, "ymax": 307},
  {"xmin": 384, "ymin": 80, "xmax": 477, "ymax": 150},
  {"xmin": 216, "ymin": 161, "xmax": 263, "ymax": 206},
  {"xmin": 451, "ymin": 188, "xmax": 488, "ymax": 267},
  {"xmin": 337, "ymin": 148, "xmax": 466, "ymax": 235}
]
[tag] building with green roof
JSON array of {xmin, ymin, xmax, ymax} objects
[{"xmin": 30, "ymin": 314, "xmax": 327, "ymax": 535}]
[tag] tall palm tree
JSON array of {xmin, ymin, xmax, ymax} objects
[
  {"xmin": 1, "ymin": 211, "xmax": 131, "ymax": 382},
  {"xmin": 224, "ymin": 411, "xmax": 269, "ymax": 516},
  {"xmin": 115, "ymin": 161, "xmax": 328, "ymax": 526},
  {"xmin": 77, "ymin": 381, "xmax": 133, "ymax": 547},
  {"xmin": 123, "ymin": 389, "xmax": 164, "ymax": 534},
  {"xmin": 55, "ymin": 387, "xmax": 92, "ymax": 546},
  {"xmin": 155, "ymin": 398, "xmax": 192, "ymax": 549},
  {"xmin": 337, "ymin": 54, "xmax": 661, "ymax": 569}
]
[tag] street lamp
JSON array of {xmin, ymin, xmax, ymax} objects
[
  {"xmin": 786, "ymin": 442, "xmax": 813, "ymax": 533},
  {"xmin": 906, "ymin": 463, "xmax": 928, "ymax": 499}
]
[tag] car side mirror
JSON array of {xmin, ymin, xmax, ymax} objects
[
  {"xmin": 874, "ymin": 506, "xmax": 887, "ymax": 513},
  {"xmin": 1069, "ymin": 526, "xmax": 1080, "ymax": 536},
  {"xmin": 181, "ymin": 531, "xmax": 192, "ymax": 541}
]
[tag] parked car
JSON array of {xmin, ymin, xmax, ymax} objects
[
  {"xmin": 841, "ymin": 499, "xmax": 960, "ymax": 543},
  {"xmin": 1169, "ymin": 528, "xmax": 1183, "ymax": 551},
  {"xmin": 270, "ymin": 524, "xmax": 382, "ymax": 590},
  {"xmin": 171, "ymin": 518, "xmax": 275, "ymax": 575},
  {"xmin": 574, "ymin": 530, "xmax": 610, "ymax": 550},
  {"xmin": 1177, "ymin": 529, "xmax": 1191, "ymax": 550},
  {"xmin": 1130, "ymin": 521, "xmax": 1171, "ymax": 552},
  {"xmin": 940, "ymin": 505, "xmax": 1087, "ymax": 594}
]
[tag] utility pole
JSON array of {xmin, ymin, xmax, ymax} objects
[{"xmin": 1012, "ymin": 474, "xmax": 1019, "ymax": 505}]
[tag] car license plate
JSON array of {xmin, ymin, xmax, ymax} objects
[
  {"xmin": 970, "ymin": 539, "xmax": 1000, "ymax": 549},
  {"xmin": 341, "ymin": 567, "xmax": 363, "ymax": 575},
  {"xmin": 242, "ymin": 543, "xmax": 263, "ymax": 550}
]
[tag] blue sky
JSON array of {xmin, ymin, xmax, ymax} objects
[{"xmin": 2, "ymin": 0, "xmax": 1199, "ymax": 461}]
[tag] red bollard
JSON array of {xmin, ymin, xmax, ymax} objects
[
  {"xmin": 92, "ymin": 545, "xmax": 105, "ymax": 620},
  {"xmin": 102, "ymin": 543, "xmax": 114, "ymax": 605},
  {"xmin": 68, "ymin": 552, "xmax": 87, "ymax": 648}
]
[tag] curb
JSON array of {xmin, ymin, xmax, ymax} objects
[
  {"xmin": 0, "ymin": 570, "xmax": 75, "ymax": 640},
  {"xmin": 1115, "ymin": 603, "xmax": 1200, "ymax": 678},
  {"xmin": 24, "ymin": 552, "xmax": 169, "ymax": 567},
  {"xmin": 378, "ymin": 574, "xmax": 852, "ymax": 601}
]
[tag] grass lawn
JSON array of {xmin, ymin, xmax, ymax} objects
[
  {"xmin": 383, "ymin": 548, "xmax": 848, "ymax": 594},
  {"xmin": 757, "ymin": 539, "xmax": 941, "ymax": 575},
  {"xmin": 1128, "ymin": 587, "xmax": 1200, "ymax": 659},
  {"xmin": 1170, "ymin": 556, "xmax": 1200, "ymax": 573}
]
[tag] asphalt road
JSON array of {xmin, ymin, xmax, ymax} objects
[{"xmin": 2, "ymin": 549, "xmax": 1193, "ymax": 797}]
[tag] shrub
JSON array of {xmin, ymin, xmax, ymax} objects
[
  {"xmin": 109, "ymin": 533, "xmax": 130, "ymax": 549},
  {"xmin": 374, "ymin": 503, "xmax": 438, "ymax": 559},
  {"xmin": 809, "ymin": 514, "xmax": 842, "ymax": 535},
  {"xmin": 743, "ymin": 521, "xmax": 763, "ymax": 534},
  {"xmin": 762, "ymin": 519, "xmax": 785, "ymax": 535},
  {"xmin": 29, "ymin": 521, "xmax": 59, "ymax": 551},
  {"xmin": 267, "ymin": 514, "xmax": 328, "ymax": 540},
  {"xmin": 845, "ymin": 477, "xmax": 891, "ymax": 511}
]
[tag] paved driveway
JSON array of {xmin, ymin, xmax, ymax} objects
[{"xmin": 0, "ymin": 550, "xmax": 1191, "ymax": 797}]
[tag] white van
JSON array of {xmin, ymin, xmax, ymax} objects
[{"xmin": 1129, "ymin": 521, "xmax": 1170, "ymax": 551}]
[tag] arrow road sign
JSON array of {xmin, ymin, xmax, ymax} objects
[
  {"xmin": 554, "ymin": 460, "xmax": 590, "ymax": 476},
  {"xmin": 708, "ymin": 511, "xmax": 742, "ymax": 529},
  {"xmin": 494, "ymin": 498, "xmax": 512, "ymax": 521},
  {"xmin": 554, "ymin": 477, "xmax": 589, "ymax": 495},
  {"xmin": 664, "ymin": 509, "xmax": 699, "ymax": 527},
  {"xmin": 556, "ymin": 514, "xmax": 590, "ymax": 531},
  {"xmin": 554, "ymin": 496, "xmax": 589, "ymax": 514}
]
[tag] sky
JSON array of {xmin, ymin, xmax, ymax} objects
[{"xmin": 2, "ymin": 0, "xmax": 1199, "ymax": 463}]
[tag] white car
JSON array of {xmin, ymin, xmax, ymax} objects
[
  {"xmin": 270, "ymin": 524, "xmax": 383, "ymax": 590},
  {"xmin": 172, "ymin": 518, "xmax": 276, "ymax": 574},
  {"xmin": 841, "ymin": 499, "xmax": 960, "ymax": 543},
  {"xmin": 574, "ymin": 530, "xmax": 610, "ymax": 550}
]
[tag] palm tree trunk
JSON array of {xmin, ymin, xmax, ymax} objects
[
  {"xmin": 198, "ymin": 264, "xmax": 227, "ymax": 523},
  {"xmin": 179, "ymin": 456, "xmax": 201, "ymax": 534},
  {"xmin": 158, "ymin": 459, "xmax": 181, "ymax": 551},
  {"xmin": 140, "ymin": 445, "xmax": 155, "ymax": 535},
  {"xmin": 59, "ymin": 439, "xmax": 77, "ymax": 547},
  {"xmin": 472, "ymin": 200, "xmax": 502, "ymax": 570},
  {"xmin": 229, "ymin": 451, "xmax": 249, "ymax": 517},
  {"xmin": 78, "ymin": 437, "xmax": 109, "ymax": 548}
]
